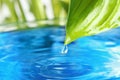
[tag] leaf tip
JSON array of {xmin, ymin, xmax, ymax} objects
[{"xmin": 64, "ymin": 35, "xmax": 72, "ymax": 45}]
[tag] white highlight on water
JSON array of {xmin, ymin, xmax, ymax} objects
[
  {"xmin": 105, "ymin": 47, "xmax": 120, "ymax": 78},
  {"xmin": 61, "ymin": 45, "xmax": 68, "ymax": 54}
]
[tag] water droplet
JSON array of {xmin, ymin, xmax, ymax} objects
[{"xmin": 61, "ymin": 45, "xmax": 68, "ymax": 54}]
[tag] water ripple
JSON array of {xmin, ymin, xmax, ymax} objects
[
  {"xmin": 0, "ymin": 27, "xmax": 120, "ymax": 80},
  {"xmin": 31, "ymin": 57, "xmax": 92, "ymax": 79}
]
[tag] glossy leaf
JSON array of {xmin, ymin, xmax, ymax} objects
[{"xmin": 65, "ymin": 0, "xmax": 120, "ymax": 45}]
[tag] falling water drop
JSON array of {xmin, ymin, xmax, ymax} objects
[{"xmin": 61, "ymin": 45, "xmax": 68, "ymax": 54}]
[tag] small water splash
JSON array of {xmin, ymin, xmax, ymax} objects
[{"xmin": 61, "ymin": 45, "xmax": 68, "ymax": 54}]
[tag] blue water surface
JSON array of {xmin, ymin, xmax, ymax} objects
[{"xmin": 0, "ymin": 26, "xmax": 120, "ymax": 80}]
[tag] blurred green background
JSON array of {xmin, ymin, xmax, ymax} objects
[{"xmin": 0, "ymin": 0, "xmax": 69, "ymax": 32}]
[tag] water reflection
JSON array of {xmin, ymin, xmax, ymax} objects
[{"xmin": 0, "ymin": 27, "xmax": 120, "ymax": 80}]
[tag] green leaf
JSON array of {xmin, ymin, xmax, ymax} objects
[
  {"xmin": 0, "ymin": 0, "xmax": 2, "ymax": 9},
  {"xmin": 60, "ymin": 0, "xmax": 70, "ymax": 13},
  {"xmin": 30, "ymin": 0, "xmax": 47, "ymax": 20},
  {"xmin": 65, "ymin": 0, "xmax": 120, "ymax": 45}
]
